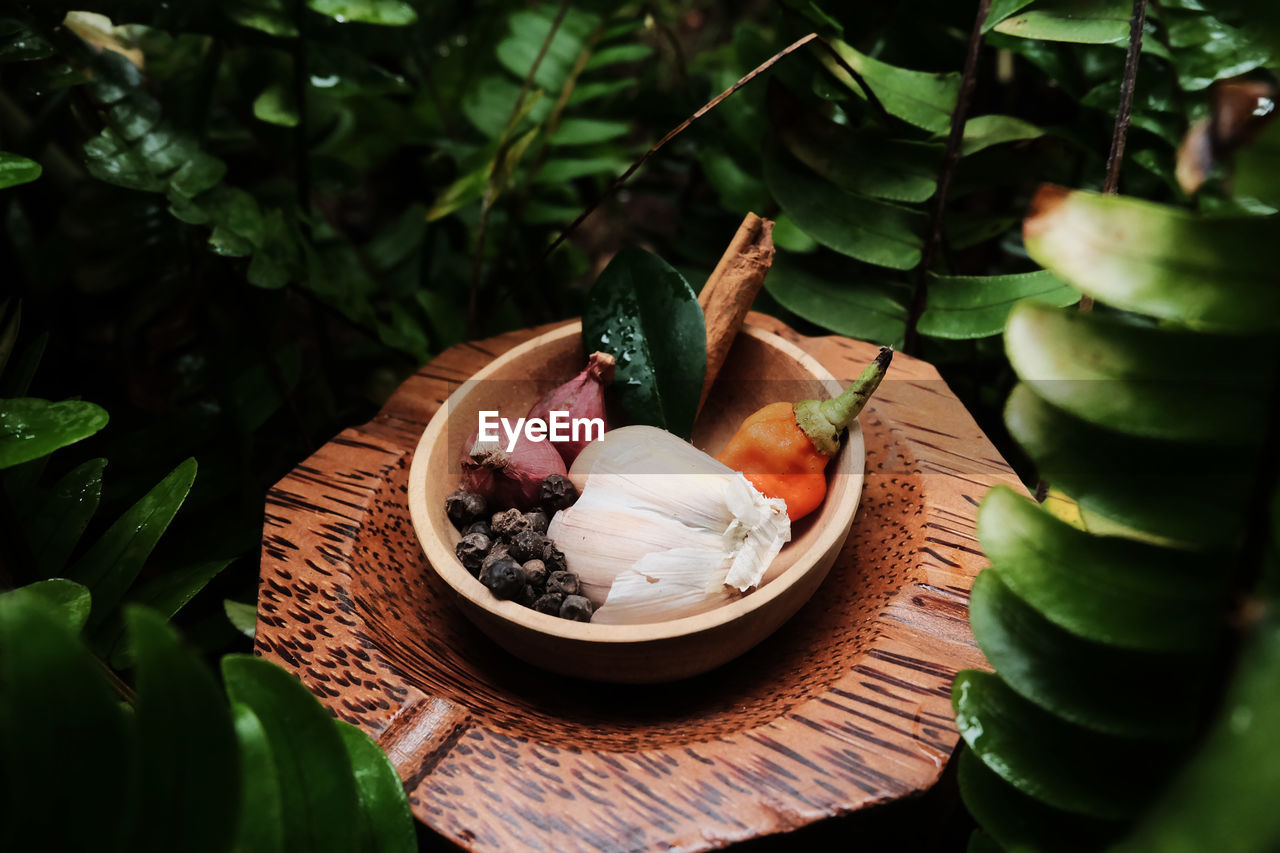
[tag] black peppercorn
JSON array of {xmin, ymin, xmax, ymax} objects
[
  {"xmin": 518, "ymin": 584, "xmax": 539, "ymax": 608},
  {"xmin": 522, "ymin": 558, "xmax": 548, "ymax": 590},
  {"xmin": 509, "ymin": 529, "xmax": 546, "ymax": 563},
  {"xmin": 491, "ymin": 508, "xmax": 532, "ymax": 541},
  {"xmin": 542, "ymin": 541, "xmax": 568, "ymax": 574},
  {"xmin": 445, "ymin": 489, "xmax": 487, "ymax": 529},
  {"xmin": 463, "ymin": 519, "xmax": 491, "ymax": 538},
  {"xmin": 524, "ymin": 509, "xmax": 550, "ymax": 535},
  {"xmin": 479, "ymin": 542, "xmax": 511, "ymax": 575},
  {"xmin": 560, "ymin": 595, "xmax": 593, "ymax": 622},
  {"xmin": 547, "ymin": 570, "xmax": 580, "ymax": 597},
  {"xmin": 454, "ymin": 533, "xmax": 491, "ymax": 574},
  {"xmin": 479, "ymin": 558, "xmax": 525, "ymax": 600},
  {"xmin": 532, "ymin": 593, "xmax": 564, "ymax": 616},
  {"xmin": 539, "ymin": 474, "xmax": 578, "ymax": 511}
]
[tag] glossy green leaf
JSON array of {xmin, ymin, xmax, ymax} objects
[
  {"xmin": 772, "ymin": 215, "xmax": 818, "ymax": 253},
  {"xmin": 770, "ymin": 81, "xmax": 940, "ymax": 203},
  {"xmin": 22, "ymin": 458, "xmax": 106, "ymax": 576},
  {"xmin": 548, "ymin": 118, "xmax": 630, "ymax": 146},
  {"xmin": 231, "ymin": 704, "xmax": 285, "ymax": 853},
  {"xmin": 1080, "ymin": 74, "xmax": 1180, "ymax": 118},
  {"xmin": 307, "ymin": 0, "xmax": 417, "ymax": 26},
  {"xmin": 583, "ymin": 248, "xmax": 706, "ymax": 440},
  {"xmin": 1006, "ymin": 384, "xmax": 1250, "ymax": 548},
  {"xmin": 959, "ymin": 115, "xmax": 1045, "ymax": 156},
  {"xmin": 70, "ymin": 457, "xmax": 198, "ymax": 631},
  {"xmin": 254, "ymin": 83, "xmax": 299, "ymax": 128},
  {"xmin": 1162, "ymin": 9, "xmax": 1272, "ymax": 91},
  {"xmin": 1023, "ymin": 186, "xmax": 1280, "ymax": 333},
  {"xmin": 534, "ymin": 156, "xmax": 627, "ymax": 184},
  {"xmin": 336, "ymin": 721, "xmax": 416, "ymax": 853},
  {"xmin": 1199, "ymin": 0, "xmax": 1280, "ymax": 56},
  {"xmin": 978, "ymin": 486, "xmax": 1232, "ymax": 652},
  {"xmin": 918, "ymin": 270, "xmax": 1077, "ymax": 340},
  {"xmin": 700, "ymin": 147, "xmax": 770, "ymax": 213},
  {"xmin": 0, "ymin": 579, "xmax": 91, "ymax": 633},
  {"xmin": 567, "ymin": 78, "xmax": 636, "ymax": 107},
  {"xmin": 821, "ymin": 40, "xmax": 959, "ymax": 134},
  {"xmin": 0, "ymin": 594, "xmax": 136, "ymax": 850},
  {"xmin": 953, "ymin": 670, "xmax": 1172, "ymax": 819},
  {"xmin": 0, "ymin": 18, "xmax": 53, "ymax": 62},
  {"xmin": 222, "ymin": 655, "xmax": 360, "ymax": 853},
  {"xmin": 495, "ymin": 8, "xmax": 597, "ymax": 92},
  {"xmin": 764, "ymin": 254, "xmax": 909, "ymax": 347},
  {"xmin": 461, "ymin": 75, "xmax": 552, "ymax": 138},
  {"xmin": 970, "ymin": 570, "xmax": 1210, "ymax": 738},
  {"xmin": 249, "ymin": 209, "xmax": 301, "ymax": 290},
  {"xmin": 1005, "ymin": 301, "xmax": 1277, "ymax": 445},
  {"xmin": 763, "ymin": 140, "xmax": 923, "ymax": 270},
  {"xmin": 984, "ymin": 0, "xmax": 1040, "ymax": 32},
  {"xmin": 958, "ymin": 748, "xmax": 1121, "ymax": 853},
  {"xmin": 0, "ymin": 398, "xmax": 109, "ymax": 469},
  {"xmin": 225, "ymin": 0, "xmax": 298, "ymax": 36},
  {"xmin": 128, "ymin": 607, "xmax": 239, "ymax": 853},
  {"xmin": 583, "ymin": 43, "xmax": 652, "ymax": 70},
  {"xmin": 1114, "ymin": 610, "xmax": 1280, "ymax": 853},
  {"xmin": 1234, "ymin": 118, "xmax": 1280, "ymax": 209},
  {"xmin": 993, "ymin": 0, "xmax": 1131, "ymax": 44},
  {"xmin": 103, "ymin": 559, "xmax": 234, "ymax": 667},
  {"xmin": 85, "ymin": 128, "xmax": 166, "ymax": 192},
  {"xmin": 204, "ymin": 187, "xmax": 266, "ymax": 258},
  {"xmin": 0, "ymin": 151, "xmax": 40, "ymax": 189},
  {"xmin": 225, "ymin": 599, "xmax": 259, "ymax": 639}
]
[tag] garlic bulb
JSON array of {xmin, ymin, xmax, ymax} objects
[{"xmin": 546, "ymin": 426, "xmax": 791, "ymax": 625}]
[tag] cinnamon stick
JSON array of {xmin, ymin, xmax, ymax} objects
[{"xmin": 697, "ymin": 213, "xmax": 775, "ymax": 411}]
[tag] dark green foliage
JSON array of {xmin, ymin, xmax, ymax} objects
[
  {"xmin": 0, "ymin": 593, "xmax": 416, "ymax": 852},
  {"xmin": 957, "ymin": 77, "xmax": 1280, "ymax": 853}
]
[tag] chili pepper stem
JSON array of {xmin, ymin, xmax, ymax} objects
[{"xmin": 793, "ymin": 347, "xmax": 893, "ymax": 456}]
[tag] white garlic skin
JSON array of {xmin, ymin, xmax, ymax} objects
[{"xmin": 547, "ymin": 425, "xmax": 790, "ymax": 625}]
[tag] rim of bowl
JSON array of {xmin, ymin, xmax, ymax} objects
[{"xmin": 406, "ymin": 322, "xmax": 865, "ymax": 645}]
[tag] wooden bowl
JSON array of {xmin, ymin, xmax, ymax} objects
[{"xmin": 406, "ymin": 322, "xmax": 864, "ymax": 683}]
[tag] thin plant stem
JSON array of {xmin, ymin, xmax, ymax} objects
[
  {"xmin": 1081, "ymin": 0, "xmax": 1148, "ymax": 312},
  {"xmin": 903, "ymin": 0, "xmax": 992, "ymax": 356}
]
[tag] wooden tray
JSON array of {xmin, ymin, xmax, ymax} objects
[{"xmin": 254, "ymin": 312, "xmax": 1018, "ymax": 851}]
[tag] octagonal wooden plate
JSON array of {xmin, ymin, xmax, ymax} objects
[{"xmin": 254, "ymin": 312, "xmax": 1018, "ymax": 851}]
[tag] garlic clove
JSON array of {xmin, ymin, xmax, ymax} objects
[
  {"xmin": 548, "ymin": 425, "xmax": 791, "ymax": 624},
  {"xmin": 592, "ymin": 549, "xmax": 737, "ymax": 625}
]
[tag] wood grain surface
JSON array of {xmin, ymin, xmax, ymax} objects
[{"xmin": 255, "ymin": 313, "xmax": 1020, "ymax": 851}]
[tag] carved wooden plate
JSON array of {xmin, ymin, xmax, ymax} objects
[{"xmin": 255, "ymin": 313, "xmax": 1016, "ymax": 851}]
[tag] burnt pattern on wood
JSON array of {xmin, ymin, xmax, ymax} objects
[{"xmin": 256, "ymin": 313, "xmax": 1017, "ymax": 851}]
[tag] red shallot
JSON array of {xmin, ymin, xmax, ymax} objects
[
  {"xmin": 460, "ymin": 428, "xmax": 567, "ymax": 509},
  {"xmin": 525, "ymin": 351, "xmax": 615, "ymax": 466}
]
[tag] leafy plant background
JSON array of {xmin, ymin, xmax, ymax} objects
[{"xmin": 2, "ymin": 0, "xmax": 1279, "ymax": 850}]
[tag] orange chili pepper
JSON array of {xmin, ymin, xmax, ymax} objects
[{"xmin": 716, "ymin": 348, "xmax": 892, "ymax": 521}]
